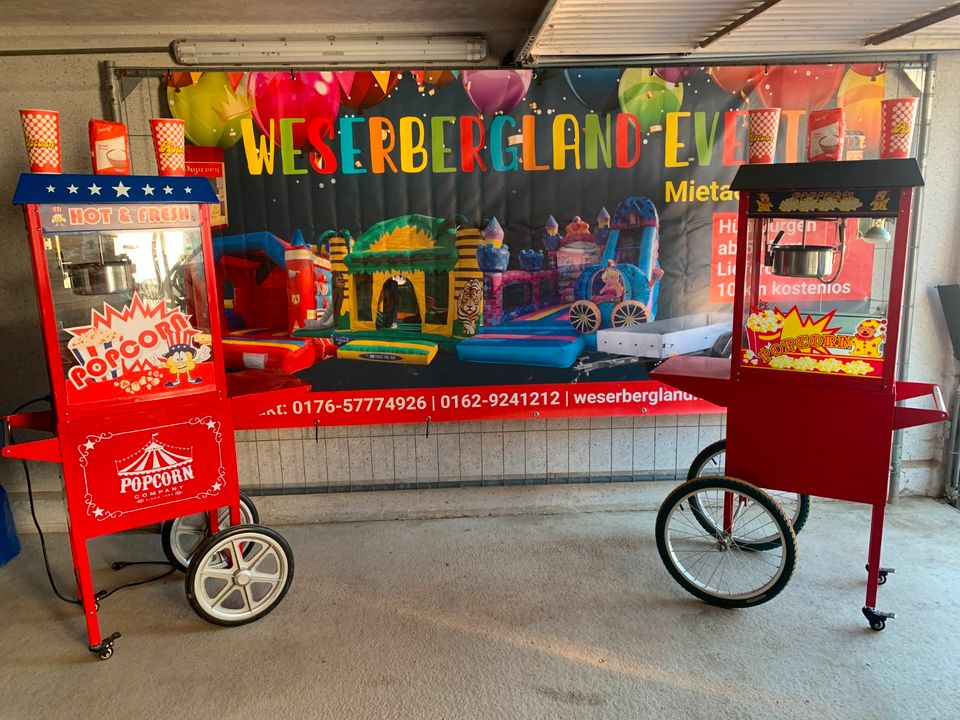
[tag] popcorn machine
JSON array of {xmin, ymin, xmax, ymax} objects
[
  {"xmin": 2, "ymin": 174, "xmax": 294, "ymax": 659},
  {"xmin": 652, "ymin": 159, "xmax": 947, "ymax": 629}
]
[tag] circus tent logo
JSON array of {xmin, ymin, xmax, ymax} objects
[{"xmin": 115, "ymin": 433, "xmax": 195, "ymax": 495}]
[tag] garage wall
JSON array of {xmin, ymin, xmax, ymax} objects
[{"xmin": 1, "ymin": 53, "xmax": 958, "ymax": 529}]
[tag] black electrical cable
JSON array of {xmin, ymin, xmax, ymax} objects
[{"xmin": 8, "ymin": 395, "xmax": 175, "ymax": 607}]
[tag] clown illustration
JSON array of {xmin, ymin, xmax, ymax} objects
[
  {"xmin": 851, "ymin": 318, "xmax": 886, "ymax": 357},
  {"xmin": 161, "ymin": 333, "xmax": 212, "ymax": 386},
  {"xmin": 756, "ymin": 192, "xmax": 773, "ymax": 213}
]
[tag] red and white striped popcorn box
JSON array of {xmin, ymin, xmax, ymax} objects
[
  {"xmin": 880, "ymin": 98, "xmax": 918, "ymax": 159},
  {"xmin": 149, "ymin": 118, "xmax": 186, "ymax": 176},
  {"xmin": 67, "ymin": 329, "xmax": 122, "ymax": 379},
  {"xmin": 747, "ymin": 108, "xmax": 781, "ymax": 164},
  {"xmin": 19, "ymin": 109, "xmax": 62, "ymax": 173}
]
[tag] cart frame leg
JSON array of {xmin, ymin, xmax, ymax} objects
[
  {"xmin": 862, "ymin": 501, "xmax": 895, "ymax": 630},
  {"xmin": 68, "ymin": 530, "xmax": 121, "ymax": 658}
]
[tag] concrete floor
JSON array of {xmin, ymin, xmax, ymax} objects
[{"xmin": 0, "ymin": 489, "xmax": 958, "ymax": 720}]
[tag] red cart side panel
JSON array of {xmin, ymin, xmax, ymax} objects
[
  {"xmin": 725, "ymin": 380, "xmax": 895, "ymax": 505},
  {"xmin": 58, "ymin": 399, "xmax": 239, "ymax": 539}
]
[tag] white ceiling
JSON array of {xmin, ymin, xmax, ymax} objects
[
  {"xmin": 0, "ymin": 0, "xmax": 957, "ymax": 63},
  {"xmin": 523, "ymin": 0, "xmax": 960, "ymax": 61}
]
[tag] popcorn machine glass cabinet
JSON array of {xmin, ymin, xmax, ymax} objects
[
  {"xmin": 740, "ymin": 214, "xmax": 895, "ymax": 380},
  {"xmin": 42, "ymin": 225, "xmax": 214, "ymax": 405}
]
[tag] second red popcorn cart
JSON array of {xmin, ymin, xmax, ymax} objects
[
  {"xmin": 652, "ymin": 159, "xmax": 948, "ymax": 629},
  {"xmin": 2, "ymin": 173, "xmax": 294, "ymax": 659}
]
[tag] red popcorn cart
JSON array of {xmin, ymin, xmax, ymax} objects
[
  {"xmin": 3, "ymin": 174, "xmax": 294, "ymax": 659},
  {"xmin": 651, "ymin": 159, "xmax": 947, "ymax": 629}
]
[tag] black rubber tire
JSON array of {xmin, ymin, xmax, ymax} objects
[
  {"xmin": 687, "ymin": 439, "xmax": 811, "ymax": 549},
  {"xmin": 656, "ymin": 476, "xmax": 797, "ymax": 609},
  {"xmin": 161, "ymin": 491, "xmax": 260, "ymax": 571},
  {"xmin": 185, "ymin": 524, "xmax": 294, "ymax": 627}
]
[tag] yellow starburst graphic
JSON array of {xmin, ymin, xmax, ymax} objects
[{"xmin": 775, "ymin": 306, "xmax": 841, "ymax": 355}]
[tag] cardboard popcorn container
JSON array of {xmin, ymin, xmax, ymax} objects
[
  {"xmin": 879, "ymin": 97, "xmax": 918, "ymax": 159},
  {"xmin": 149, "ymin": 117, "xmax": 186, "ymax": 176},
  {"xmin": 89, "ymin": 119, "xmax": 131, "ymax": 175},
  {"xmin": 807, "ymin": 108, "xmax": 844, "ymax": 162},
  {"xmin": 747, "ymin": 108, "xmax": 781, "ymax": 164},
  {"xmin": 19, "ymin": 109, "xmax": 62, "ymax": 173}
]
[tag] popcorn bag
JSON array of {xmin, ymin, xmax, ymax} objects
[
  {"xmin": 807, "ymin": 108, "xmax": 844, "ymax": 162},
  {"xmin": 150, "ymin": 118, "xmax": 186, "ymax": 176},
  {"xmin": 19, "ymin": 109, "xmax": 62, "ymax": 173},
  {"xmin": 89, "ymin": 119, "xmax": 131, "ymax": 175},
  {"xmin": 880, "ymin": 97, "xmax": 918, "ymax": 159},
  {"xmin": 745, "ymin": 309, "xmax": 783, "ymax": 353},
  {"xmin": 747, "ymin": 108, "xmax": 781, "ymax": 164}
]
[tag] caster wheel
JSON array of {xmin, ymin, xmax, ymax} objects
[
  {"xmin": 878, "ymin": 572, "xmax": 887, "ymax": 586},
  {"xmin": 97, "ymin": 646, "xmax": 114, "ymax": 660},
  {"xmin": 186, "ymin": 524, "xmax": 294, "ymax": 627},
  {"xmin": 870, "ymin": 619, "xmax": 886, "ymax": 631},
  {"xmin": 161, "ymin": 492, "xmax": 259, "ymax": 571}
]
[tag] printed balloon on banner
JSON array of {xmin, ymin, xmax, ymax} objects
[
  {"xmin": 850, "ymin": 63, "xmax": 886, "ymax": 79},
  {"xmin": 618, "ymin": 68, "xmax": 684, "ymax": 133},
  {"xmin": 755, "ymin": 65, "xmax": 846, "ymax": 110},
  {"xmin": 563, "ymin": 68, "xmax": 623, "ymax": 114},
  {"xmin": 166, "ymin": 71, "xmax": 254, "ymax": 149},
  {"xmin": 247, "ymin": 71, "xmax": 340, "ymax": 148},
  {"xmin": 411, "ymin": 70, "xmax": 459, "ymax": 91},
  {"xmin": 340, "ymin": 71, "xmax": 402, "ymax": 112},
  {"xmin": 708, "ymin": 66, "xmax": 764, "ymax": 97},
  {"xmin": 460, "ymin": 69, "xmax": 533, "ymax": 116},
  {"xmin": 838, "ymin": 67, "xmax": 886, "ymax": 155},
  {"xmin": 653, "ymin": 67, "xmax": 703, "ymax": 85}
]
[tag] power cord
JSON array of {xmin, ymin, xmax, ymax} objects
[{"xmin": 8, "ymin": 395, "xmax": 175, "ymax": 608}]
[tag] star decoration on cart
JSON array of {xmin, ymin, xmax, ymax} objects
[
  {"xmin": 88, "ymin": 183, "xmax": 101, "ymax": 195},
  {"xmin": 13, "ymin": 174, "xmax": 219, "ymax": 204},
  {"xmin": 113, "ymin": 181, "xmax": 130, "ymax": 198},
  {"xmin": 67, "ymin": 184, "xmax": 78, "ymax": 194},
  {"xmin": 142, "ymin": 184, "xmax": 154, "ymax": 196}
]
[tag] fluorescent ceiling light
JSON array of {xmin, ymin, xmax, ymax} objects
[{"xmin": 171, "ymin": 37, "xmax": 487, "ymax": 66}]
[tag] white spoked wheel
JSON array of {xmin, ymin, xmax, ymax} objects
[
  {"xmin": 611, "ymin": 300, "xmax": 649, "ymax": 327},
  {"xmin": 569, "ymin": 300, "xmax": 601, "ymax": 334},
  {"xmin": 656, "ymin": 476, "xmax": 797, "ymax": 608},
  {"xmin": 161, "ymin": 492, "xmax": 259, "ymax": 571},
  {"xmin": 186, "ymin": 524, "xmax": 294, "ymax": 627}
]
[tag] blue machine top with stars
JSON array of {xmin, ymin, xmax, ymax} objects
[{"xmin": 12, "ymin": 173, "xmax": 218, "ymax": 205}]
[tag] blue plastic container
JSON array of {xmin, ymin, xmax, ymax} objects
[{"xmin": 0, "ymin": 485, "xmax": 20, "ymax": 566}]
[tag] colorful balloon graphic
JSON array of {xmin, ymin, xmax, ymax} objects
[
  {"xmin": 167, "ymin": 71, "xmax": 254, "ymax": 149},
  {"xmin": 411, "ymin": 70, "xmax": 459, "ymax": 90},
  {"xmin": 653, "ymin": 67, "xmax": 703, "ymax": 85},
  {"xmin": 850, "ymin": 63, "xmax": 886, "ymax": 79},
  {"xmin": 534, "ymin": 68, "xmax": 564, "ymax": 85},
  {"xmin": 754, "ymin": 64, "xmax": 846, "ymax": 110},
  {"xmin": 246, "ymin": 72, "xmax": 340, "ymax": 148},
  {"xmin": 460, "ymin": 69, "xmax": 533, "ymax": 116},
  {"xmin": 618, "ymin": 68, "xmax": 684, "ymax": 133},
  {"xmin": 563, "ymin": 68, "xmax": 623, "ymax": 114},
  {"xmin": 340, "ymin": 71, "xmax": 402, "ymax": 112},
  {"xmin": 708, "ymin": 66, "xmax": 764, "ymax": 96},
  {"xmin": 838, "ymin": 67, "xmax": 886, "ymax": 155}
]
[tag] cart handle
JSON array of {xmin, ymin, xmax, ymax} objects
[{"xmin": 893, "ymin": 382, "xmax": 950, "ymax": 430}]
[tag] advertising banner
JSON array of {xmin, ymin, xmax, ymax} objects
[{"xmin": 161, "ymin": 63, "xmax": 901, "ymax": 425}]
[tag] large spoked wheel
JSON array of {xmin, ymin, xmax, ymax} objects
[
  {"xmin": 656, "ymin": 476, "xmax": 797, "ymax": 608},
  {"xmin": 569, "ymin": 300, "xmax": 601, "ymax": 334},
  {"xmin": 186, "ymin": 524, "xmax": 294, "ymax": 627},
  {"xmin": 687, "ymin": 440, "xmax": 810, "ymax": 550},
  {"xmin": 161, "ymin": 492, "xmax": 260, "ymax": 571},
  {"xmin": 610, "ymin": 300, "xmax": 649, "ymax": 327}
]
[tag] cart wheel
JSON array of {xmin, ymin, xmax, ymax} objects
[
  {"xmin": 185, "ymin": 524, "xmax": 294, "ymax": 627},
  {"xmin": 870, "ymin": 619, "xmax": 886, "ymax": 631},
  {"xmin": 610, "ymin": 300, "xmax": 648, "ymax": 327},
  {"xmin": 656, "ymin": 476, "xmax": 797, "ymax": 608},
  {"xmin": 687, "ymin": 439, "xmax": 810, "ymax": 549},
  {"xmin": 569, "ymin": 300, "xmax": 601, "ymax": 334},
  {"xmin": 97, "ymin": 646, "xmax": 113, "ymax": 661},
  {"xmin": 161, "ymin": 492, "xmax": 260, "ymax": 571}
]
